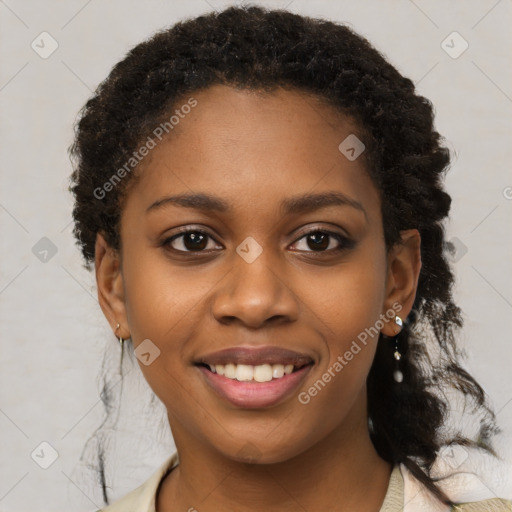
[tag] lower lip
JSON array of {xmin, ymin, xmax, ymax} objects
[{"xmin": 197, "ymin": 365, "xmax": 313, "ymax": 409}]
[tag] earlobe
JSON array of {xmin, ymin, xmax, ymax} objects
[
  {"xmin": 381, "ymin": 229, "xmax": 422, "ymax": 336},
  {"xmin": 94, "ymin": 232, "xmax": 130, "ymax": 339}
]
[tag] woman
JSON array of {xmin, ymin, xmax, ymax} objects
[{"xmin": 69, "ymin": 5, "xmax": 512, "ymax": 511}]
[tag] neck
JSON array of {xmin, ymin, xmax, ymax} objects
[{"xmin": 157, "ymin": 397, "xmax": 392, "ymax": 512}]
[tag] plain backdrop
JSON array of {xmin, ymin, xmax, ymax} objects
[{"xmin": 0, "ymin": 0, "xmax": 511, "ymax": 510}]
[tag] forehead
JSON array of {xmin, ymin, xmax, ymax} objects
[{"xmin": 124, "ymin": 84, "xmax": 380, "ymax": 222}]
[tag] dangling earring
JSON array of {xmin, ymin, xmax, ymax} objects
[
  {"xmin": 115, "ymin": 322, "xmax": 124, "ymax": 346},
  {"xmin": 393, "ymin": 316, "xmax": 403, "ymax": 383}
]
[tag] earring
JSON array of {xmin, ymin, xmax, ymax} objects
[
  {"xmin": 115, "ymin": 323, "xmax": 124, "ymax": 346},
  {"xmin": 393, "ymin": 316, "xmax": 403, "ymax": 383}
]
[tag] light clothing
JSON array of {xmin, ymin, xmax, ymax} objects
[{"xmin": 95, "ymin": 451, "xmax": 512, "ymax": 512}]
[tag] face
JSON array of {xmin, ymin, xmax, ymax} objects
[{"xmin": 96, "ymin": 84, "xmax": 420, "ymax": 465}]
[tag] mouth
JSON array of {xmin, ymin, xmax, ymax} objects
[{"xmin": 194, "ymin": 346, "xmax": 315, "ymax": 408}]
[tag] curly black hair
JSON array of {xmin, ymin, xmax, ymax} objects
[{"xmin": 69, "ymin": 4, "xmax": 500, "ymax": 506}]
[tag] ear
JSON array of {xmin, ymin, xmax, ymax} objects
[
  {"xmin": 95, "ymin": 232, "xmax": 130, "ymax": 340},
  {"xmin": 380, "ymin": 229, "xmax": 422, "ymax": 336}
]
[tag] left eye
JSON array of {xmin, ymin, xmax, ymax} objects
[{"xmin": 291, "ymin": 230, "xmax": 349, "ymax": 252}]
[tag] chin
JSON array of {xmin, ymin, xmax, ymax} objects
[{"xmin": 216, "ymin": 436, "xmax": 311, "ymax": 466}]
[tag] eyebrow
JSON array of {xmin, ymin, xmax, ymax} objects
[{"xmin": 146, "ymin": 191, "xmax": 367, "ymax": 220}]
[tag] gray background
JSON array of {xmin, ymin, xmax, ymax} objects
[{"xmin": 0, "ymin": 0, "xmax": 511, "ymax": 510}]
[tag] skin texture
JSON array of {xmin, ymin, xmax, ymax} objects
[{"xmin": 95, "ymin": 85, "xmax": 422, "ymax": 511}]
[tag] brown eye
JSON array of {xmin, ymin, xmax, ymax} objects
[
  {"xmin": 163, "ymin": 230, "xmax": 220, "ymax": 252},
  {"xmin": 290, "ymin": 229, "xmax": 354, "ymax": 253}
]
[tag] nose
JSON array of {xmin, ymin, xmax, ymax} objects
[{"xmin": 211, "ymin": 248, "xmax": 300, "ymax": 329}]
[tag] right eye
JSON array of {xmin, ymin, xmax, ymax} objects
[{"xmin": 162, "ymin": 229, "xmax": 223, "ymax": 253}]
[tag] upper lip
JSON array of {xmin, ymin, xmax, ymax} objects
[{"xmin": 195, "ymin": 346, "xmax": 314, "ymax": 367}]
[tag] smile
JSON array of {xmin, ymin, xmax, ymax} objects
[{"xmin": 194, "ymin": 345, "xmax": 315, "ymax": 408}]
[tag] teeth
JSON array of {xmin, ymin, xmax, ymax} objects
[
  {"xmin": 253, "ymin": 364, "xmax": 273, "ymax": 382},
  {"xmin": 235, "ymin": 364, "xmax": 254, "ymax": 381},
  {"xmin": 205, "ymin": 363, "xmax": 303, "ymax": 381},
  {"xmin": 272, "ymin": 364, "xmax": 284, "ymax": 379},
  {"xmin": 225, "ymin": 363, "xmax": 236, "ymax": 379}
]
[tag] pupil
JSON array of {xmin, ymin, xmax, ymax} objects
[
  {"xmin": 308, "ymin": 233, "xmax": 329, "ymax": 251},
  {"xmin": 184, "ymin": 232, "xmax": 207, "ymax": 251}
]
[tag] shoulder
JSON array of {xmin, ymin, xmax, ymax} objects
[
  {"xmin": 97, "ymin": 451, "xmax": 179, "ymax": 512},
  {"xmin": 400, "ymin": 445, "xmax": 512, "ymax": 512},
  {"xmin": 451, "ymin": 498, "xmax": 512, "ymax": 511}
]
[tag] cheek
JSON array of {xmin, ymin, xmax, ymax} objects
[
  {"xmin": 121, "ymin": 256, "xmax": 209, "ymax": 422},
  {"xmin": 308, "ymin": 254, "xmax": 386, "ymax": 344},
  {"xmin": 121, "ymin": 251, "xmax": 220, "ymax": 392},
  {"xmin": 123, "ymin": 250, "xmax": 202, "ymax": 342},
  {"xmin": 306, "ymin": 255, "xmax": 386, "ymax": 394}
]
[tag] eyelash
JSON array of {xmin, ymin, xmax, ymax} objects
[{"xmin": 161, "ymin": 226, "xmax": 354, "ymax": 256}]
